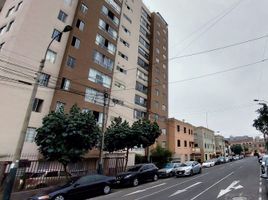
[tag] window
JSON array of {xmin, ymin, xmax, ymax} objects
[
  {"xmin": 134, "ymin": 109, "xmax": 146, "ymax": 119},
  {"xmin": 125, "ymin": 3, "xmax": 132, "ymax": 12},
  {"xmin": 156, "ymin": 67, "xmax": 160, "ymax": 74},
  {"xmin": 66, "ymin": 56, "xmax": 76, "ymax": 68},
  {"xmin": 161, "ymin": 141, "xmax": 166, "ymax": 148},
  {"xmin": 105, "ymin": 0, "xmax": 121, "ymax": 14},
  {"xmin": 46, "ymin": 50, "xmax": 57, "ymax": 63},
  {"xmin": 155, "ymin": 89, "xmax": 159, "ymax": 96},
  {"xmin": 154, "ymin": 101, "xmax": 159, "ymax": 109},
  {"xmin": 16, "ymin": 1, "xmax": 23, "ymax": 11},
  {"xmin": 177, "ymin": 125, "xmax": 180, "ymax": 132},
  {"xmin": 39, "ymin": 73, "xmax": 50, "ymax": 87},
  {"xmin": 139, "ymin": 36, "xmax": 150, "ymax": 50},
  {"xmin": 135, "ymin": 95, "xmax": 147, "ymax": 107},
  {"xmin": 184, "ymin": 127, "xmax": 186, "ymax": 133},
  {"xmin": 95, "ymin": 34, "xmax": 116, "ymax": 54},
  {"xmin": 162, "ymin": 104, "xmax": 166, "ymax": 111},
  {"xmin": 0, "ymin": 25, "xmax": 6, "ymax": 35},
  {"xmin": 58, "ymin": 10, "xmax": 68, "ymax": 22},
  {"xmin": 155, "ymin": 78, "xmax": 160, "ymax": 84},
  {"xmin": 98, "ymin": 19, "xmax": 117, "ymax": 39},
  {"xmin": 140, "ymin": 25, "xmax": 150, "ymax": 40},
  {"xmin": 85, "ymin": 88, "xmax": 104, "ymax": 106},
  {"xmin": 76, "ymin": 19, "xmax": 85, "ymax": 31},
  {"xmin": 184, "ymin": 140, "xmax": 187, "ymax": 147},
  {"xmin": 116, "ymin": 66, "xmax": 127, "ymax": 74},
  {"xmin": 71, "ymin": 36, "xmax": 80, "ymax": 49},
  {"xmin": 137, "ymin": 69, "xmax": 148, "ymax": 82},
  {"xmin": 101, "ymin": 6, "xmax": 119, "ymax": 26},
  {"xmin": 188, "ymin": 129, "xmax": 191, "ymax": 135},
  {"xmin": 80, "ymin": 3, "xmax": 88, "ymax": 14},
  {"xmin": 177, "ymin": 140, "xmax": 181, "ymax": 147},
  {"xmin": 6, "ymin": 20, "xmax": 14, "ymax": 32},
  {"xmin": 161, "ymin": 129, "xmax": 166, "ymax": 135},
  {"xmin": 138, "ymin": 46, "xmax": 149, "ymax": 60},
  {"xmin": 123, "ymin": 13, "xmax": 132, "ymax": 24},
  {"xmin": 118, "ymin": 51, "xmax": 128, "ymax": 60},
  {"xmin": 156, "ymin": 48, "xmax": 160, "ymax": 54},
  {"xmin": 61, "ymin": 78, "xmax": 71, "ymax": 90},
  {"xmin": 32, "ymin": 98, "xmax": 44, "ymax": 112},
  {"xmin": 93, "ymin": 50, "xmax": 114, "ymax": 71},
  {"xmin": 89, "ymin": 68, "xmax": 111, "ymax": 88},
  {"xmin": 114, "ymin": 81, "xmax": 125, "ymax": 89},
  {"xmin": 140, "ymin": 16, "xmax": 150, "ymax": 30},
  {"xmin": 6, "ymin": 6, "xmax": 15, "ymax": 18},
  {"xmin": 136, "ymin": 81, "xmax": 147, "ymax": 94},
  {"xmin": 141, "ymin": 8, "xmax": 151, "ymax": 21},
  {"xmin": 137, "ymin": 57, "xmax": 149, "ymax": 70},
  {"xmin": 122, "ymin": 25, "xmax": 131, "ymax": 35},
  {"xmin": 25, "ymin": 128, "xmax": 36, "ymax": 143},
  {"xmin": 120, "ymin": 38, "xmax": 129, "ymax": 47},
  {"xmin": 163, "ymin": 46, "xmax": 167, "ymax": 51},
  {"xmin": 52, "ymin": 29, "xmax": 61, "ymax": 42},
  {"xmin": 163, "ymin": 54, "xmax": 167, "ymax": 60},
  {"xmin": 55, "ymin": 101, "xmax": 65, "ymax": 112}
]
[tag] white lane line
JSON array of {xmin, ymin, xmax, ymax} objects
[
  {"xmin": 260, "ymin": 181, "xmax": 262, "ymax": 186},
  {"xmin": 133, "ymin": 173, "xmax": 209, "ymax": 200},
  {"xmin": 123, "ymin": 183, "xmax": 166, "ymax": 196},
  {"xmin": 169, "ymin": 182, "xmax": 202, "ymax": 197},
  {"xmin": 259, "ymin": 197, "xmax": 262, "ymax": 200},
  {"xmin": 259, "ymin": 187, "xmax": 262, "ymax": 193},
  {"xmin": 190, "ymin": 172, "xmax": 234, "ymax": 200}
]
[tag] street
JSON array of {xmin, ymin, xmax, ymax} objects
[{"xmin": 93, "ymin": 157, "xmax": 266, "ymax": 200}]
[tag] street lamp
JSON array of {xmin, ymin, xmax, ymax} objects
[{"xmin": 3, "ymin": 25, "xmax": 72, "ymax": 200}]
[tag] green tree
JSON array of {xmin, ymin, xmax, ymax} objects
[
  {"xmin": 253, "ymin": 104, "xmax": 268, "ymax": 150},
  {"xmin": 104, "ymin": 117, "xmax": 135, "ymax": 169},
  {"xmin": 35, "ymin": 105, "xmax": 100, "ymax": 174},
  {"xmin": 231, "ymin": 144, "xmax": 243, "ymax": 155},
  {"xmin": 151, "ymin": 145, "xmax": 172, "ymax": 168}
]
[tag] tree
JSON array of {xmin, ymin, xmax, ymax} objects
[
  {"xmin": 104, "ymin": 117, "xmax": 135, "ymax": 169},
  {"xmin": 35, "ymin": 105, "xmax": 100, "ymax": 174},
  {"xmin": 230, "ymin": 144, "xmax": 243, "ymax": 155},
  {"xmin": 253, "ymin": 104, "xmax": 268, "ymax": 150},
  {"xmin": 151, "ymin": 145, "xmax": 172, "ymax": 168}
]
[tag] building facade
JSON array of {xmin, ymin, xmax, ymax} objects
[
  {"xmin": 215, "ymin": 135, "xmax": 225, "ymax": 156},
  {"xmin": 194, "ymin": 127, "xmax": 216, "ymax": 162},
  {"xmin": 167, "ymin": 118, "xmax": 195, "ymax": 163},
  {"xmin": 227, "ymin": 136, "xmax": 254, "ymax": 154},
  {"xmin": 0, "ymin": 0, "xmax": 168, "ymax": 158}
]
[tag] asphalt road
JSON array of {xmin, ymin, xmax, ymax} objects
[{"xmin": 92, "ymin": 157, "xmax": 267, "ymax": 200}]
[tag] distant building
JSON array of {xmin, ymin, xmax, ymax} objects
[
  {"xmin": 253, "ymin": 137, "xmax": 265, "ymax": 154},
  {"xmin": 167, "ymin": 118, "xmax": 195, "ymax": 163},
  {"xmin": 194, "ymin": 127, "xmax": 215, "ymax": 162},
  {"xmin": 215, "ymin": 135, "xmax": 225, "ymax": 156},
  {"xmin": 227, "ymin": 136, "xmax": 254, "ymax": 154}
]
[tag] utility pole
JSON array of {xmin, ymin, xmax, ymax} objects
[
  {"xmin": 2, "ymin": 25, "xmax": 72, "ymax": 200},
  {"xmin": 98, "ymin": 91, "xmax": 109, "ymax": 174}
]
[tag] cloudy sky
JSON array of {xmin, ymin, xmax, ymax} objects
[{"xmin": 143, "ymin": 0, "xmax": 268, "ymax": 138}]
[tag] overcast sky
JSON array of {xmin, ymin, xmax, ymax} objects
[{"xmin": 143, "ymin": 0, "xmax": 268, "ymax": 138}]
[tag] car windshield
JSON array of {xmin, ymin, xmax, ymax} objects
[
  {"xmin": 163, "ymin": 163, "xmax": 174, "ymax": 168},
  {"xmin": 128, "ymin": 165, "xmax": 142, "ymax": 172},
  {"xmin": 31, "ymin": 172, "xmax": 45, "ymax": 178}
]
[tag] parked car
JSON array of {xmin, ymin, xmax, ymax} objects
[
  {"xmin": 261, "ymin": 158, "xmax": 268, "ymax": 194},
  {"xmin": 28, "ymin": 174, "xmax": 115, "ymax": 200},
  {"xmin": 175, "ymin": 161, "xmax": 201, "ymax": 177},
  {"xmin": 24, "ymin": 170, "xmax": 72, "ymax": 189},
  {"xmin": 202, "ymin": 160, "xmax": 215, "ymax": 168},
  {"xmin": 218, "ymin": 156, "xmax": 226, "ymax": 164},
  {"xmin": 115, "ymin": 163, "xmax": 158, "ymax": 187},
  {"xmin": 158, "ymin": 163, "xmax": 181, "ymax": 178}
]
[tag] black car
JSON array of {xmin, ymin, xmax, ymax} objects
[
  {"xmin": 116, "ymin": 163, "xmax": 158, "ymax": 187},
  {"xmin": 28, "ymin": 174, "xmax": 115, "ymax": 200}
]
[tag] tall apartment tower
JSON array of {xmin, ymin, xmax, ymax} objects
[
  {"xmin": 0, "ymin": 0, "xmax": 168, "ymax": 158},
  {"xmin": 0, "ymin": 0, "xmax": 77, "ymax": 158}
]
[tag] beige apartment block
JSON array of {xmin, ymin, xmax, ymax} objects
[
  {"xmin": 167, "ymin": 118, "xmax": 195, "ymax": 163},
  {"xmin": 215, "ymin": 135, "xmax": 225, "ymax": 156},
  {"xmin": 0, "ymin": 0, "xmax": 78, "ymax": 159},
  {"xmin": 194, "ymin": 126, "xmax": 216, "ymax": 162}
]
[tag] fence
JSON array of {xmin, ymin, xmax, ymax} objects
[{"xmin": 0, "ymin": 155, "xmax": 125, "ymax": 193}]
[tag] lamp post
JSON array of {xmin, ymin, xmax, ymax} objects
[{"xmin": 2, "ymin": 25, "xmax": 72, "ymax": 200}]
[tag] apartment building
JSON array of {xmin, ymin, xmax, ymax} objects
[
  {"xmin": 227, "ymin": 136, "xmax": 254, "ymax": 154},
  {"xmin": 194, "ymin": 127, "xmax": 216, "ymax": 162},
  {"xmin": 215, "ymin": 135, "xmax": 225, "ymax": 156},
  {"xmin": 167, "ymin": 118, "xmax": 195, "ymax": 163},
  {"xmin": 0, "ymin": 0, "xmax": 168, "ymax": 158},
  {"xmin": 0, "ymin": 0, "xmax": 77, "ymax": 158}
]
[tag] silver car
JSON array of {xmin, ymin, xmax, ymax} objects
[
  {"xmin": 158, "ymin": 163, "xmax": 181, "ymax": 178},
  {"xmin": 175, "ymin": 161, "xmax": 201, "ymax": 177}
]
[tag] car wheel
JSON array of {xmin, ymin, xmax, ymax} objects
[
  {"xmin": 54, "ymin": 195, "xmax": 65, "ymax": 200},
  {"xmin": 169, "ymin": 172, "xmax": 174, "ymax": 177},
  {"xmin": 153, "ymin": 174, "xmax": 158, "ymax": 181},
  {"xmin": 103, "ymin": 185, "xmax": 111, "ymax": 195},
  {"xmin": 190, "ymin": 170, "xmax": 193, "ymax": 176},
  {"xmin": 198, "ymin": 168, "xmax": 202, "ymax": 174},
  {"xmin": 133, "ymin": 178, "xmax": 139, "ymax": 187}
]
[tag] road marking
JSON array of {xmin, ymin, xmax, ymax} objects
[
  {"xmin": 134, "ymin": 173, "xmax": 209, "ymax": 200},
  {"xmin": 190, "ymin": 172, "xmax": 234, "ymax": 200},
  {"xmin": 123, "ymin": 183, "xmax": 166, "ymax": 196},
  {"xmin": 259, "ymin": 187, "xmax": 262, "ymax": 193},
  {"xmin": 217, "ymin": 180, "xmax": 243, "ymax": 198},
  {"xmin": 168, "ymin": 182, "xmax": 202, "ymax": 197}
]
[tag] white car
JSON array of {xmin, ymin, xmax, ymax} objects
[{"xmin": 202, "ymin": 160, "xmax": 215, "ymax": 168}]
